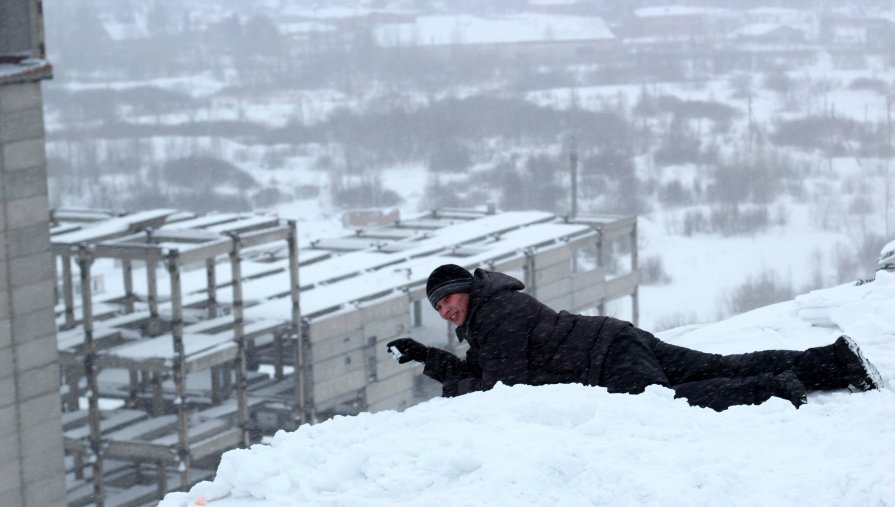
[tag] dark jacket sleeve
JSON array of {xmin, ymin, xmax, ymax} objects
[
  {"xmin": 423, "ymin": 347, "xmax": 483, "ymax": 397},
  {"xmin": 472, "ymin": 291, "xmax": 534, "ymax": 389}
]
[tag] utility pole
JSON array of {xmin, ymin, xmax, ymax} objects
[
  {"xmin": 887, "ymin": 93, "xmax": 892, "ymax": 237},
  {"xmin": 747, "ymin": 93, "xmax": 753, "ymax": 154},
  {"xmin": 570, "ymin": 135, "xmax": 578, "ymax": 218},
  {"xmin": 886, "ymin": 93, "xmax": 892, "ymax": 160}
]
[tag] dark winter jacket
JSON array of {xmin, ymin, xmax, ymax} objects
[{"xmin": 423, "ymin": 268, "xmax": 631, "ymax": 396}]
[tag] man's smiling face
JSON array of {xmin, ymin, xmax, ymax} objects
[{"xmin": 435, "ymin": 292, "xmax": 470, "ymax": 326}]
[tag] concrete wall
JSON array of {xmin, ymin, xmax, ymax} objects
[
  {"xmin": 306, "ymin": 294, "xmax": 414, "ymax": 414},
  {"xmin": 0, "ymin": 79, "xmax": 66, "ymax": 507},
  {"xmin": 0, "ymin": 0, "xmax": 44, "ymax": 57}
]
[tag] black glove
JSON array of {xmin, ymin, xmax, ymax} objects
[
  {"xmin": 442, "ymin": 377, "xmax": 461, "ymax": 398},
  {"xmin": 386, "ymin": 338, "xmax": 429, "ymax": 364}
]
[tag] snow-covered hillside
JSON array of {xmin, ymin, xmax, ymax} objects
[{"xmin": 158, "ymin": 272, "xmax": 895, "ymax": 507}]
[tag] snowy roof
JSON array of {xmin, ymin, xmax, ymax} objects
[
  {"xmin": 633, "ymin": 5, "xmax": 706, "ymax": 18},
  {"xmin": 0, "ymin": 58, "xmax": 52, "ymax": 85},
  {"xmin": 279, "ymin": 6, "xmax": 408, "ymax": 20},
  {"xmin": 57, "ymin": 209, "xmax": 612, "ymax": 375},
  {"xmin": 52, "ymin": 209, "xmax": 178, "ymax": 245},
  {"xmin": 749, "ymin": 7, "xmax": 805, "ymax": 17},
  {"xmin": 245, "ymin": 217, "xmax": 590, "ymax": 320},
  {"xmin": 880, "ymin": 240, "xmax": 895, "ymax": 270},
  {"xmin": 745, "ymin": 7, "xmax": 817, "ymax": 25},
  {"xmin": 280, "ymin": 21, "xmax": 338, "ymax": 35},
  {"xmin": 882, "ymin": 240, "xmax": 895, "ymax": 258},
  {"xmin": 61, "ymin": 209, "xmax": 596, "ymax": 325},
  {"xmin": 159, "ymin": 271, "xmax": 895, "ymax": 507},
  {"xmin": 285, "ymin": 7, "xmax": 371, "ymax": 19},
  {"xmin": 374, "ymin": 14, "xmax": 614, "ymax": 48},
  {"xmin": 529, "ymin": 0, "xmax": 577, "ymax": 5},
  {"xmin": 734, "ymin": 23, "xmax": 803, "ymax": 38}
]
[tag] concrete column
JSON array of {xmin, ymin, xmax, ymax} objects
[
  {"xmin": 60, "ymin": 253, "xmax": 75, "ymax": 328},
  {"xmin": 205, "ymin": 258, "xmax": 217, "ymax": 318},
  {"xmin": 631, "ymin": 220, "xmax": 639, "ymax": 326},
  {"xmin": 122, "ymin": 259, "xmax": 134, "ymax": 313},
  {"xmin": 0, "ymin": 79, "xmax": 67, "ymax": 507},
  {"xmin": 165, "ymin": 250, "xmax": 190, "ymax": 488},
  {"xmin": 76, "ymin": 246, "xmax": 104, "ymax": 505},
  {"xmin": 596, "ymin": 234, "xmax": 606, "ymax": 316},
  {"xmin": 287, "ymin": 221, "xmax": 311, "ymax": 424},
  {"xmin": 227, "ymin": 234, "xmax": 249, "ymax": 447}
]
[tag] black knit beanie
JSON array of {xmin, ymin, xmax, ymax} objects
[{"xmin": 426, "ymin": 264, "xmax": 473, "ymax": 308}]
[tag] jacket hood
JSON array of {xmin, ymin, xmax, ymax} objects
[
  {"xmin": 472, "ymin": 268, "xmax": 525, "ymax": 297},
  {"xmin": 455, "ymin": 269, "xmax": 525, "ymax": 343}
]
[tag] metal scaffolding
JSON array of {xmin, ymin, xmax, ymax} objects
[
  {"xmin": 52, "ymin": 210, "xmax": 302, "ymax": 505},
  {"xmin": 52, "ymin": 207, "xmax": 638, "ymax": 506}
]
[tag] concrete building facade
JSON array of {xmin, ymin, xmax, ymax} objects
[{"xmin": 1, "ymin": 0, "xmax": 66, "ymax": 505}]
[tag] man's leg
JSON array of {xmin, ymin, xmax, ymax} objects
[
  {"xmin": 641, "ymin": 330, "xmax": 849, "ymax": 391},
  {"xmin": 599, "ymin": 329, "xmax": 808, "ymax": 410},
  {"xmin": 672, "ymin": 372, "xmax": 807, "ymax": 411},
  {"xmin": 598, "ymin": 327, "xmax": 671, "ymax": 394}
]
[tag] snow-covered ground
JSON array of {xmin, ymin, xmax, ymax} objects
[
  {"xmin": 158, "ymin": 272, "xmax": 895, "ymax": 507},
  {"xmin": 633, "ymin": 214, "xmax": 861, "ymax": 331}
]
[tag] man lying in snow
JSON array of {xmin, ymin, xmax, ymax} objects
[{"xmin": 388, "ymin": 264, "xmax": 884, "ymax": 411}]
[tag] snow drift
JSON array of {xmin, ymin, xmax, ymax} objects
[{"xmin": 159, "ymin": 272, "xmax": 895, "ymax": 507}]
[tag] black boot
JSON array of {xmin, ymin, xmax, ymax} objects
[
  {"xmin": 774, "ymin": 370, "xmax": 807, "ymax": 408},
  {"xmin": 834, "ymin": 336, "xmax": 884, "ymax": 392}
]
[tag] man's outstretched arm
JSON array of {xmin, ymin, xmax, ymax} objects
[
  {"xmin": 425, "ymin": 347, "xmax": 483, "ymax": 397},
  {"xmin": 387, "ymin": 338, "xmax": 483, "ymax": 396}
]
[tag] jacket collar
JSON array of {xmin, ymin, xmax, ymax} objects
[{"xmin": 455, "ymin": 268, "xmax": 525, "ymax": 342}]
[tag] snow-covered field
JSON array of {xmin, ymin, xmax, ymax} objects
[
  {"xmin": 158, "ymin": 272, "xmax": 895, "ymax": 507},
  {"xmin": 633, "ymin": 215, "xmax": 860, "ymax": 331}
]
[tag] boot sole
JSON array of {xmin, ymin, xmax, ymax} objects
[{"xmin": 840, "ymin": 335, "xmax": 887, "ymax": 392}]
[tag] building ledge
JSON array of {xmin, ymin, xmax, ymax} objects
[{"xmin": 0, "ymin": 54, "xmax": 53, "ymax": 86}]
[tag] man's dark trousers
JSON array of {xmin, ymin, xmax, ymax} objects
[{"xmin": 598, "ymin": 326, "xmax": 844, "ymax": 410}]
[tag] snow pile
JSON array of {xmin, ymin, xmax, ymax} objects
[
  {"xmin": 159, "ymin": 276, "xmax": 895, "ymax": 507},
  {"xmin": 796, "ymin": 271, "xmax": 895, "ymax": 332}
]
